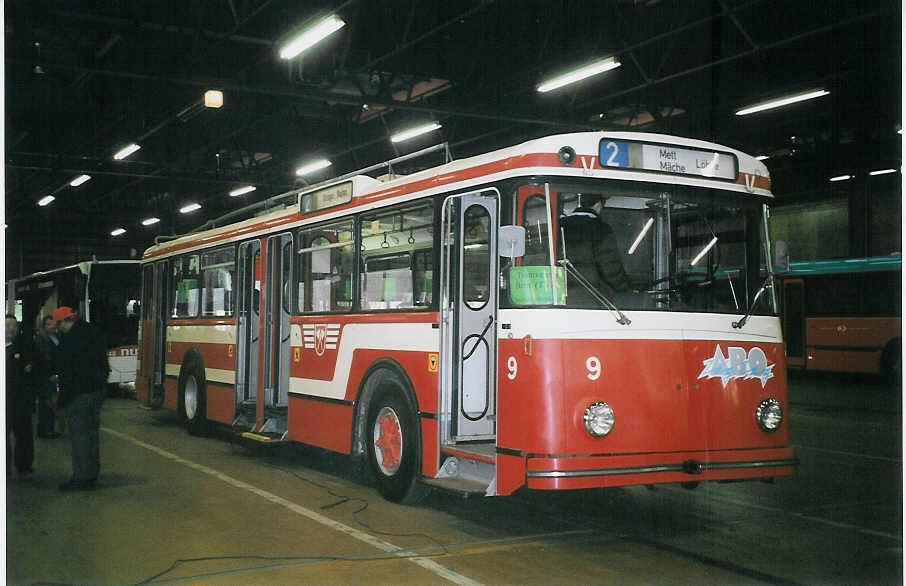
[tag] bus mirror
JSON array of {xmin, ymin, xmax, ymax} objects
[
  {"xmin": 774, "ymin": 240, "xmax": 790, "ymax": 272},
  {"xmin": 498, "ymin": 225, "xmax": 526, "ymax": 259}
]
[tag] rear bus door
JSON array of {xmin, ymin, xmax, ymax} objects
[{"xmin": 235, "ymin": 240, "xmax": 261, "ymax": 425}]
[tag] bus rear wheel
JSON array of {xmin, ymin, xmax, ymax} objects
[
  {"xmin": 179, "ymin": 358, "xmax": 208, "ymax": 436},
  {"xmin": 366, "ymin": 381, "xmax": 429, "ymax": 504}
]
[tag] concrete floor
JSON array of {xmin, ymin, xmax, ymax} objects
[{"xmin": 7, "ymin": 372, "xmax": 902, "ymax": 585}]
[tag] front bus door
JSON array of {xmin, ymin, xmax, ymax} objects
[
  {"xmin": 152, "ymin": 260, "xmax": 169, "ymax": 407},
  {"xmin": 442, "ymin": 190, "xmax": 499, "ymax": 440},
  {"xmin": 235, "ymin": 240, "xmax": 261, "ymax": 428}
]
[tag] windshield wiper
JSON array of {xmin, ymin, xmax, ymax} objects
[
  {"xmin": 557, "ymin": 259, "xmax": 631, "ymax": 325},
  {"xmin": 732, "ymin": 273, "xmax": 773, "ymax": 329}
]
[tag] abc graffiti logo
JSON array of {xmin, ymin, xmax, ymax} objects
[{"xmin": 698, "ymin": 345, "xmax": 774, "ymax": 388}]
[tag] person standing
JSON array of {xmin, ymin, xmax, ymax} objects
[
  {"xmin": 51, "ymin": 306, "xmax": 109, "ymax": 491},
  {"xmin": 6, "ymin": 314, "xmax": 35, "ymax": 476},
  {"xmin": 34, "ymin": 315, "xmax": 62, "ymax": 439}
]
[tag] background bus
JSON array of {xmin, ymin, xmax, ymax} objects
[
  {"xmin": 777, "ymin": 255, "xmax": 901, "ymax": 384},
  {"xmin": 7, "ymin": 260, "xmax": 142, "ymax": 388}
]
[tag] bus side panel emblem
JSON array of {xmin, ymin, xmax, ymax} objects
[
  {"xmin": 303, "ymin": 324, "xmax": 341, "ymax": 357},
  {"xmin": 698, "ymin": 344, "xmax": 774, "ymax": 388}
]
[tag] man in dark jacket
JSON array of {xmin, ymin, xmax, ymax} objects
[
  {"xmin": 51, "ymin": 306, "xmax": 109, "ymax": 491},
  {"xmin": 6, "ymin": 314, "xmax": 35, "ymax": 476},
  {"xmin": 34, "ymin": 315, "xmax": 61, "ymax": 438}
]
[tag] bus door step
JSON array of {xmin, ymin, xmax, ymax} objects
[
  {"xmin": 421, "ymin": 476, "xmax": 491, "ymax": 497},
  {"xmin": 240, "ymin": 431, "xmax": 286, "ymax": 444},
  {"xmin": 258, "ymin": 416, "xmax": 287, "ymax": 436}
]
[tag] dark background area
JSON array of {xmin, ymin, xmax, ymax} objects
[{"xmin": 5, "ymin": 0, "xmax": 901, "ymax": 277}]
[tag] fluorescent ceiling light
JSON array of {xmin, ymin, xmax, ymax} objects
[
  {"xmin": 110, "ymin": 228, "xmax": 126, "ymax": 236},
  {"xmin": 869, "ymin": 168, "xmax": 897, "ymax": 176},
  {"xmin": 537, "ymin": 57, "xmax": 621, "ymax": 93},
  {"xmin": 204, "ymin": 90, "xmax": 224, "ymax": 108},
  {"xmin": 37, "ymin": 195, "xmax": 55, "ymax": 207},
  {"xmin": 141, "ymin": 217, "xmax": 161, "ymax": 226},
  {"xmin": 229, "ymin": 185, "xmax": 257, "ymax": 197},
  {"xmin": 390, "ymin": 123, "xmax": 442, "ymax": 143},
  {"xmin": 755, "ymin": 155, "xmax": 770, "ymax": 161},
  {"xmin": 70, "ymin": 174, "xmax": 91, "ymax": 186},
  {"xmin": 627, "ymin": 218, "xmax": 654, "ymax": 255},
  {"xmin": 179, "ymin": 203, "xmax": 202, "ymax": 213},
  {"xmin": 735, "ymin": 89, "xmax": 829, "ymax": 116},
  {"xmin": 279, "ymin": 15, "xmax": 346, "ymax": 60},
  {"xmin": 296, "ymin": 158, "xmax": 333, "ymax": 176},
  {"xmin": 829, "ymin": 174, "xmax": 853, "ymax": 182},
  {"xmin": 113, "ymin": 143, "xmax": 141, "ymax": 160},
  {"xmin": 690, "ymin": 236, "xmax": 718, "ymax": 266}
]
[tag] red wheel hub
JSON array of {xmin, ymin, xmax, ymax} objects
[{"xmin": 375, "ymin": 411, "xmax": 402, "ymax": 471}]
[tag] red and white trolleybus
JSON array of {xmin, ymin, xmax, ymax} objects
[{"xmin": 136, "ymin": 132, "xmax": 797, "ymax": 502}]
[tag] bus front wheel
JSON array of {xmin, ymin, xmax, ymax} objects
[{"xmin": 365, "ymin": 380, "xmax": 429, "ymax": 505}]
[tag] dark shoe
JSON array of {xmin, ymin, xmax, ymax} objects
[{"xmin": 58, "ymin": 480, "xmax": 96, "ymax": 492}]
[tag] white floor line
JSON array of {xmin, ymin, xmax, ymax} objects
[
  {"xmin": 101, "ymin": 426, "xmax": 483, "ymax": 586},
  {"xmin": 663, "ymin": 486, "xmax": 902, "ymax": 542}
]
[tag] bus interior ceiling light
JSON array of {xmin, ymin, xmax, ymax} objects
[
  {"xmin": 829, "ymin": 174, "xmax": 853, "ymax": 182},
  {"xmin": 179, "ymin": 203, "xmax": 202, "ymax": 214},
  {"xmin": 113, "ymin": 143, "xmax": 141, "ymax": 160},
  {"xmin": 204, "ymin": 90, "xmax": 224, "ymax": 108},
  {"xmin": 70, "ymin": 174, "xmax": 91, "ymax": 186},
  {"xmin": 229, "ymin": 185, "xmax": 257, "ymax": 196},
  {"xmin": 869, "ymin": 169, "xmax": 897, "ymax": 176},
  {"xmin": 627, "ymin": 218, "xmax": 654, "ymax": 255},
  {"xmin": 690, "ymin": 236, "xmax": 718, "ymax": 266},
  {"xmin": 110, "ymin": 228, "xmax": 126, "ymax": 236},
  {"xmin": 735, "ymin": 89, "xmax": 829, "ymax": 116},
  {"xmin": 390, "ymin": 123, "xmax": 442, "ymax": 143},
  {"xmin": 141, "ymin": 217, "xmax": 160, "ymax": 226},
  {"xmin": 279, "ymin": 14, "xmax": 346, "ymax": 60},
  {"xmin": 37, "ymin": 195, "xmax": 55, "ymax": 207},
  {"xmin": 296, "ymin": 158, "xmax": 332, "ymax": 176},
  {"xmin": 537, "ymin": 57, "xmax": 621, "ymax": 93}
]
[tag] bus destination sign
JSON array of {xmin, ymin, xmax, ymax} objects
[{"xmin": 598, "ymin": 139, "xmax": 737, "ymax": 181}]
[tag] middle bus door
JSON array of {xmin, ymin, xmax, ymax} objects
[
  {"xmin": 261, "ymin": 233, "xmax": 293, "ymax": 435},
  {"xmin": 234, "ymin": 240, "xmax": 261, "ymax": 429},
  {"xmin": 443, "ymin": 191, "xmax": 499, "ymax": 441}
]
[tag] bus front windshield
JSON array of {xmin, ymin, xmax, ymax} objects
[
  {"xmin": 502, "ymin": 180, "xmax": 775, "ymax": 315},
  {"xmin": 88, "ymin": 263, "xmax": 141, "ymax": 347}
]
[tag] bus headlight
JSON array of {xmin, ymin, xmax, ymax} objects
[
  {"xmin": 755, "ymin": 398, "xmax": 783, "ymax": 433},
  {"xmin": 583, "ymin": 402, "xmax": 615, "ymax": 437}
]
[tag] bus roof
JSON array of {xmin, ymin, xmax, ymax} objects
[
  {"xmin": 143, "ymin": 131, "xmax": 770, "ymax": 261},
  {"xmin": 778, "ymin": 255, "xmax": 902, "ymax": 276},
  {"xmin": 9, "ymin": 259, "xmax": 140, "ymax": 284}
]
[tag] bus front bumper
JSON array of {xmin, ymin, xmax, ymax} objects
[{"xmin": 524, "ymin": 447, "xmax": 797, "ymax": 491}]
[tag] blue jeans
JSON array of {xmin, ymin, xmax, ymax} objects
[{"xmin": 65, "ymin": 392, "xmax": 102, "ymax": 482}]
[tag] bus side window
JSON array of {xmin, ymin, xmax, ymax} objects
[
  {"xmin": 359, "ymin": 203, "xmax": 434, "ymax": 310},
  {"xmin": 172, "ymin": 255, "xmax": 201, "ymax": 318},
  {"xmin": 297, "ymin": 220, "xmax": 354, "ymax": 313},
  {"xmin": 141, "ymin": 265, "xmax": 153, "ymax": 320},
  {"xmin": 200, "ymin": 247, "xmax": 235, "ymax": 317}
]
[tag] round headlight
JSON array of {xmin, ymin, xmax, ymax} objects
[
  {"xmin": 583, "ymin": 402, "xmax": 615, "ymax": 437},
  {"xmin": 755, "ymin": 398, "xmax": 783, "ymax": 433}
]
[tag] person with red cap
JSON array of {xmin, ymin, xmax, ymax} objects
[{"xmin": 50, "ymin": 306, "xmax": 109, "ymax": 491}]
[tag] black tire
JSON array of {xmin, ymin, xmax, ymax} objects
[
  {"xmin": 178, "ymin": 356, "xmax": 209, "ymax": 436},
  {"xmin": 365, "ymin": 377, "xmax": 429, "ymax": 504},
  {"xmin": 881, "ymin": 339, "xmax": 902, "ymax": 388}
]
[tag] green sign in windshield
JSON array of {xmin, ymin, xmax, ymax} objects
[{"xmin": 509, "ymin": 266, "xmax": 566, "ymax": 305}]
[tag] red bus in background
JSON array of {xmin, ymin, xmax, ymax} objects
[
  {"xmin": 136, "ymin": 132, "xmax": 796, "ymax": 503},
  {"xmin": 777, "ymin": 256, "xmax": 901, "ymax": 384}
]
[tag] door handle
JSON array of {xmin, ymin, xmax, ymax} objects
[{"xmin": 463, "ymin": 315, "xmax": 494, "ymax": 360}]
